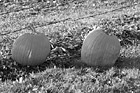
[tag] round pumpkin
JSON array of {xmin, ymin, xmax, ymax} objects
[
  {"xmin": 11, "ymin": 33, "xmax": 50, "ymax": 66},
  {"xmin": 81, "ymin": 29, "xmax": 121, "ymax": 67}
]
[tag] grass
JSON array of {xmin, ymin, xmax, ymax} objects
[
  {"xmin": 1, "ymin": 67, "xmax": 140, "ymax": 93},
  {"xmin": 0, "ymin": 0, "xmax": 140, "ymax": 93}
]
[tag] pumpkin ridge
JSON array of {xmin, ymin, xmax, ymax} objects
[
  {"xmin": 82, "ymin": 30, "xmax": 105, "ymax": 65},
  {"xmin": 88, "ymin": 31, "xmax": 101, "ymax": 64},
  {"xmin": 99, "ymin": 33, "xmax": 107, "ymax": 65},
  {"xmin": 82, "ymin": 30, "xmax": 101, "ymax": 64},
  {"xmin": 11, "ymin": 33, "xmax": 50, "ymax": 66},
  {"xmin": 90, "ymin": 32, "xmax": 103, "ymax": 65},
  {"xmin": 81, "ymin": 29, "xmax": 121, "ymax": 67},
  {"xmin": 26, "ymin": 35, "xmax": 33, "ymax": 65},
  {"xmin": 102, "ymin": 35, "xmax": 111, "ymax": 65},
  {"xmin": 14, "ymin": 34, "xmax": 31, "ymax": 65},
  {"xmin": 23, "ymin": 34, "xmax": 32, "ymax": 65}
]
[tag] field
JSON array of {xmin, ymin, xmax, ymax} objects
[{"xmin": 1, "ymin": 0, "xmax": 140, "ymax": 92}]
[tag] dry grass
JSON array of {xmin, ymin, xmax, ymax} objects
[{"xmin": 0, "ymin": 0, "xmax": 140, "ymax": 93}]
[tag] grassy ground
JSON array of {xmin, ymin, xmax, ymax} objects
[{"xmin": 1, "ymin": 0, "xmax": 140, "ymax": 93}]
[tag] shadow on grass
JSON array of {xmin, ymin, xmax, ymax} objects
[
  {"xmin": 46, "ymin": 54, "xmax": 140, "ymax": 73},
  {"xmin": 1, "ymin": 54, "xmax": 140, "ymax": 82},
  {"xmin": 115, "ymin": 56, "xmax": 140, "ymax": 69},
  {"xmin": 70, "ymin": 55, "xmax": 140, "ymax": 72}
]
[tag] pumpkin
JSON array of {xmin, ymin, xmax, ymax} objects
[
  {"xmin": 81, "ymin": 29, "xmax": 121, "ymax": 67},
  {"xmin": 11, "ymin": 25, "xmax": 50, "ymax": 66}
]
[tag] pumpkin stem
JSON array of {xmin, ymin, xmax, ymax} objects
[{"xmin": 28, "ymin": 24, "xmax": 40, "ymax": 34}]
